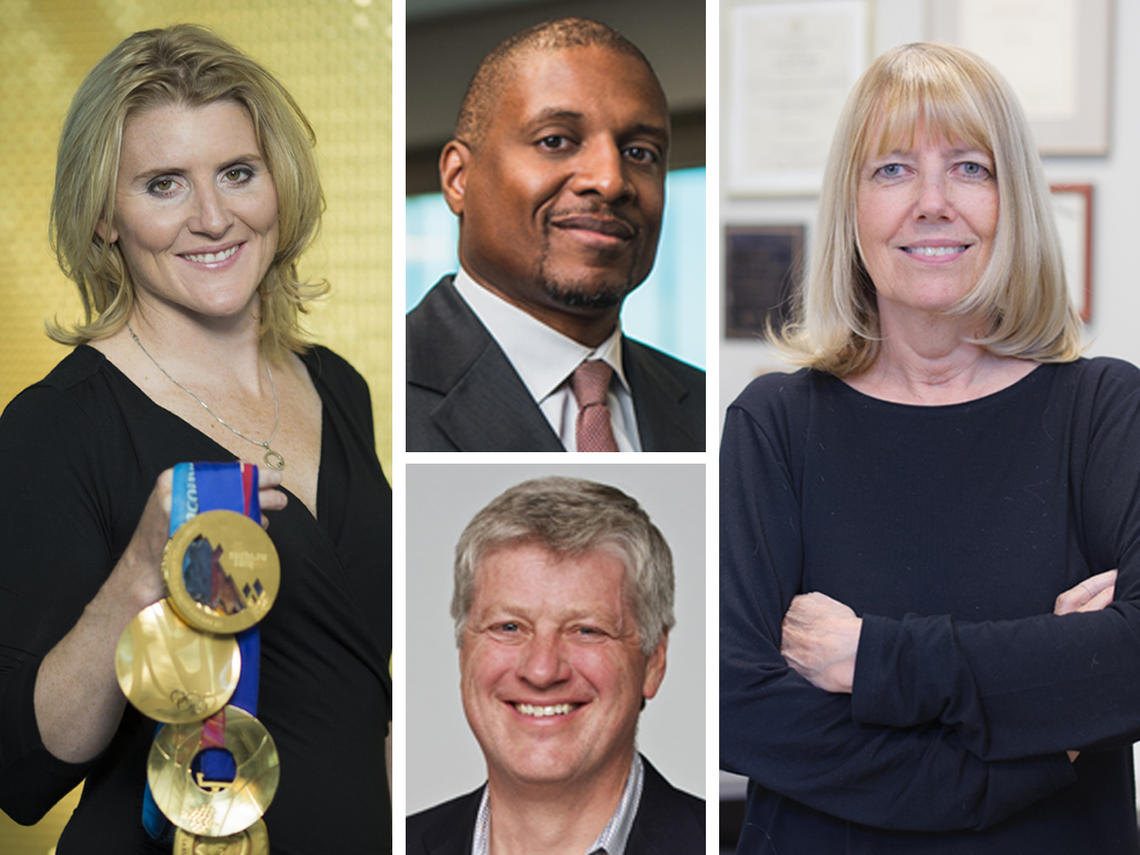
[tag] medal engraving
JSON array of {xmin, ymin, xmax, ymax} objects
[
  {"xmin": 164, "ymin": 511, "xmax": 280, "ymax": 634},
  {"xmin": 148, "ymin": 706, "xmax": 280, "ymax": 838},
  {"xmin": 195, "ymin": 771, "xmax": 233, "ymax": 793},
  {"xmin": 173, "ymin": 818, "xmax": 270, "ymax": 855},
  {"xmin": 115, "ymin": 601, "xmax": 240, "ymax": 723}
]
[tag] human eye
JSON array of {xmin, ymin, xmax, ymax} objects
[
  {"xmin": 623, "ymin": 145, "xmax": 660, "ymax": 165},
  {"xmin": 571, "ymin": 624, "xmax": 609, "ymax": 642},
  {"xmin": 221, "ymin": 164, "xmax": 255, "ymax": 185},
  {"xmin": 873, "ymin": 163, "xmax": 906, "ymax": 179},
  {"xmin": 485, "ymin": 620, "xmax": 527, "ymax": 642},
  {"xmin": 956, "ymin": 160, "xmax": 993, "ymax": 179},
  {"xmin": 145, "ymin": 175, "xmax": 182, "ymax": 197},
  {"xmin": 536, "ymin": 134, "xmax": 573, "ymax": 152}
]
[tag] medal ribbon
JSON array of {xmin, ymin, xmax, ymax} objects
[{"xmin": 142, "ymin": 462, "xmax": 264, "ymax": 840}]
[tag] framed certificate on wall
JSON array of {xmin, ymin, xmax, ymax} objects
[
  {"xmin": 1051, "ymin": 184, "xmax": 1093, "ymax": 322},
  {"xmin": 725, "ymin": 0, "xmax": 869, "ymax": 195},
  {"xmin": 927, "ymin": 0, "xmax": 1111, "ymax": 154}
]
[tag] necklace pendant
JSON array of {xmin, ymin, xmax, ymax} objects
[{"xmin": 263, "ymin": 449, "xmax": 285, "ymax": 471}]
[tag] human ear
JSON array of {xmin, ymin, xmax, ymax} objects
[
  {"xmin": 439, "ymin": 139, "xmax": 471, "ymax": 216},
  {"xmin": 641, "ymin": 632, "xmax": 668, "ymax": 700},
  {"xmin": 95, "ymin": 219, "xmax": 118, "ymax": 244}
]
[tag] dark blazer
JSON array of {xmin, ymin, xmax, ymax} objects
[
  {"xmin": 406, "ymin": 755, "xmax": 705, "ymax": 854},
  {"xmin": 406, "ymin": 276, "xmax": 705, "ymax": 452}
]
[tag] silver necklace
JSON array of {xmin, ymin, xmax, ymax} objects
[{"xmin": 127, "ymin": 324, "xmax": 286, "ymax": 471}]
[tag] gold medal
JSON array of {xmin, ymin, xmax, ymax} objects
[
  {"xmin": 115, "ymin": 600, "xmax": 240, "ymax": 723},
  {"xmin": 163, "ymin": 510, "xmax": 280, "ymax": 634},
  {"xmin": 147, "ymin": 705, "xmax": 280, "ymax": 838},
  {"xmin": 173, "ymin": 818, "xmax": 270, "ymax": 854}
]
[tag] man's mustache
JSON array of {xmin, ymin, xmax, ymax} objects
[{"xmin": 545, "ymin": 208, "xmax": 638, "ymax": 240}]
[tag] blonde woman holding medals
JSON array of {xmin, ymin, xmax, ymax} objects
[{"xmin": 0, "ymin": 26, "xmax": 391, "ymax": 854}]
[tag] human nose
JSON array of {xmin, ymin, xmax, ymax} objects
[
  {"xmin": 516, "ymin": 630, "xmax": 571, "ymax": 687},
  {"xmin": 188, "ymin": 185, "xmax": 234, "ymax": 236},
  {"xmin": 914, "ymin": 173, "xmax": 953, "ymax": 222},
  {"xmin": 570, "ymin": 141, "xmax": 632, "ymax": 204}
]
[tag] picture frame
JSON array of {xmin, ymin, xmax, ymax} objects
[
  {"xmin": 724, "ymin": 224, "xmax": 806, "ymax": 338},
  {"xmin": 926, "ymin": 0, "xmax": 1111, "ymax": 154},
  {"xmin": 724, "ymin": 0, "xmax": 869, "ymax": 196},
  {"xmin": 1051, "ymin": 183, "xmax": 1093, "ymax": 322}
]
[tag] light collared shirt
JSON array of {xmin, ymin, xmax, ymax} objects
[
  {"xmin": 452, "ymin": 269, "xmax": 642, "ymax": 451},
  {"xmin": 471, "ymin": 754, "xmax": 645, "ymax": 855}
]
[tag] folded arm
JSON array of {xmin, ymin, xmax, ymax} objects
[
  {"xmin": 779, "ymin": 365, "xmax": 1140, "ymax": 763},
  {"xmin": 783, "ymin": 570, "xmax": 1117, "ymax": 694},
  {"xmin": 720, "ymin": 401, "xmax": 1074, "ymax": 832}
]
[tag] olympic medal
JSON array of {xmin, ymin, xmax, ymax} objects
[
  {"xmin": 148, "ymin": 705, "xmax": 280, "ymax": 837},
  {"xmin": 173, "ymin": 818, "xmax": 269, "ymax": 855},
  {"xmin": 115, "ymin": 601, "xmax": 240, "ymax": 723},
  {"xmin": 164, "ymin": 510, "xmax": 280, "ymax": 634}
]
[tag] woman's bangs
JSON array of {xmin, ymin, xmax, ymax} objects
[{"xmin": 865, "ymin": 71, "xmax": 992, "ymax": 160}]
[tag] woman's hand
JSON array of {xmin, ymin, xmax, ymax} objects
[
  {"xmin": 116, "ymin": 467, "xmax": 287, "ymax": 609},
  {"xmin": 33, "ymin": 466, "xmax": 286, "ymax": 763},
  {"xmin": 780, "ymin": 571, "xmax": 1117, "ymax": 699},
  {"xmin": 1054, "ymin": 569, "xmax": 1116, "ymax": 615},
  {"xmin": 1053, "ymin": 570, "xmax": 1115, "ymax": 763},
  {"xmin": 114, "ymin": 469, "xmax": 179, "ymax": 608},
  {"xmin": 781, "ymin": 592, "xmax": 863, "ymax": 693}
]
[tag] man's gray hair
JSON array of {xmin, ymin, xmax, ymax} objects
[{"xmin": 451, "ymin": 477, "xmax": 675, "ymax": 655}]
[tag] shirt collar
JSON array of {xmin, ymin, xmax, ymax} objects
[
  {"xmin": 452, "ymin": 268, "xmax": 631, "ymax": 402},
  {"xmin": 470, "ymin": 754, "xmax": 645, "ymax": 855},
  {"xmin": 588, "ymin": 753, "xmax": 644, "ymax": 855}
]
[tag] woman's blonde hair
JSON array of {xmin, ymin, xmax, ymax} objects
[
  {"xmin": 780, "ymin": 42, "xmax": 1081, "ymax": 375},
  {"xmin": 49, "ymin": 24, "xmax": 326, "ymax": 357}
]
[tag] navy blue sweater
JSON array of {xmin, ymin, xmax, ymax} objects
[{"xmin": 721, "ymin": 358, "xmax": 1140, "ymax": 853}]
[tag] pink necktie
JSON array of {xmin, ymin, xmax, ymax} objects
[{"xmin": 571, "ymin": 360, "xmax": 619, "ymax": 452}]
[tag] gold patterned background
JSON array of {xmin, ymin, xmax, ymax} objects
[
  {"xmin": 0, "ymin": 0, "xmax": 391, "ymax": 851},
  {"xmin": 0, "ymin": 0, "xmax": 392, "ymax": 471}
]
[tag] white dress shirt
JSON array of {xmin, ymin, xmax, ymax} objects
[{"xmin": 453, "ymin": 269, "xmax": 642, "ymax": 451}]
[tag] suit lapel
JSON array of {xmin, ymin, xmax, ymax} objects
[
  {"xmin": 418, "ymin": 788, "xmax": 481, "ymax": 855},
  {"xmin": 624, "ymin": 341, "xmax": 700, "ymax": 452},
  {"xmin": 409, "ymin": 277, "xmax": 562, "ymax": 451},
  {"xmin": 625, "ymin": 757, "xmax": 700, "ymax": 855},
  {"xmin": 431, "ymin": 342, "xmax": 564, "ymax": 451}
]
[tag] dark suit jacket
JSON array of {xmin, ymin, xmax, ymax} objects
[
  {"xmin": 406, "ymin": 755, "xmax": 705, "ymax": 854},
  {"xmin": 406, "ymin": 276, "xmax": 705, "ymax": 451}
]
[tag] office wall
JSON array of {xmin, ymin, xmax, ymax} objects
[{"xmin": 720, "ymin": 0, "xmax": 1140, "ymax": 414}]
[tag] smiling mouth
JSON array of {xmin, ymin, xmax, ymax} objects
[
  {"xmin": 514, "ymin": 702, "xmax": 580, "ymax": 718},
  {"xmin": 181, "ymin": 245, "xmax": 241, "ymax": 264},
  {"xmin": 902, "ymin": 245, "xmax": 969, "ymax": 257},
  {"xmin": 549, "ymin": 214, "xmax": 636, "ymax": 240}
]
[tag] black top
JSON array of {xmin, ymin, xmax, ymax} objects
[
  {"xmin": 721, "ymin": 358, "xmax": 1140, "ymax": 853},
  {"xmin": 0, "ymin": 345, "xmax": 391, "ymax": 854},
  {"xmin": 406, "ymin": 755, "xmax": 704, "ymax": 855}
]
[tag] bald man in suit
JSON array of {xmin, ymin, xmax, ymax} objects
[{"xmin": 406, "ymin": 17, "xmax": 703, "ymax": 452}]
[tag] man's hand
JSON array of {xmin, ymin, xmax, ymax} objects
[
  {"xmin": 1054, "ymin": 569, "xmax": 1117, "ymax": 616},
  {"xmin": 781, "ymin": 592, "xmax": 862, "ymax": 693}
]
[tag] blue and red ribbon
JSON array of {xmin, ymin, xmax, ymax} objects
[{"xmin": 143, "ymin": 461, "xmax": 264, "ymax": 841}]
